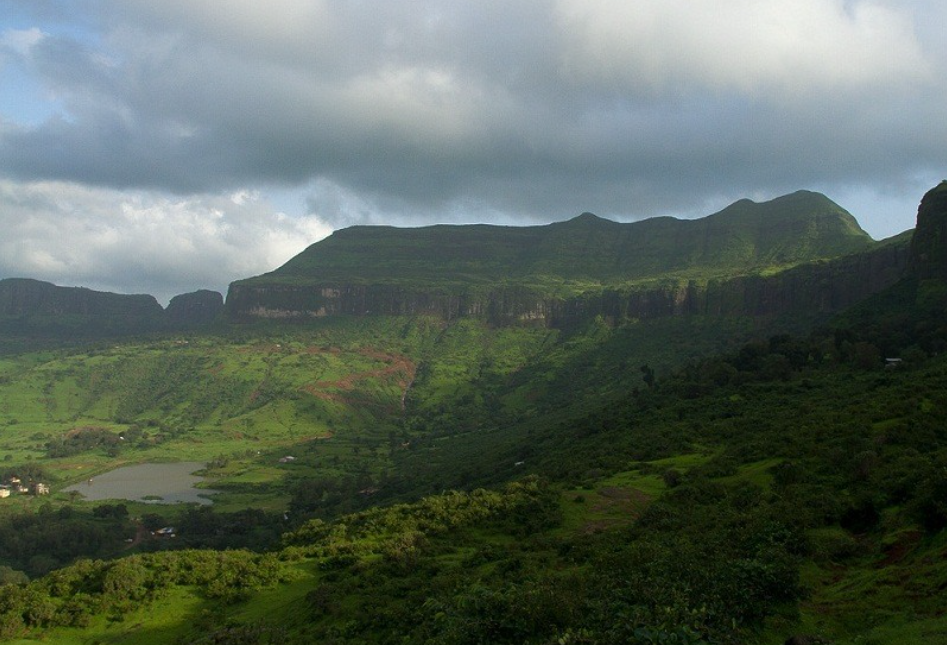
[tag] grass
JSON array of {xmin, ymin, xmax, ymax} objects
[
  {"xmin": 10, "ymin": 587, "xmax": 208, "ymax": 645},
  {"xmin": 719, "ymin": 457, "xmax": 782, "ymax": 489}
]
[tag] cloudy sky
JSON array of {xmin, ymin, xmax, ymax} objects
[{"xmin": 2, "ymin": 1, "xmax": 945, "ymax": 303}]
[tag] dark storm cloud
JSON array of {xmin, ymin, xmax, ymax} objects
[
  {"xmin": 0, "ymin": 0, "xmax": 945, "ymax": 221},
  {"xmin": 2, "ymin": 0, "xmax": 946, "ymax": 232}
]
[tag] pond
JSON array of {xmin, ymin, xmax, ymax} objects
[{"xmin": 63, "ymin": 462, "xmax": 218, "ymax": 505}]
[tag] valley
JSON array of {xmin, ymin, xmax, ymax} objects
[{"xmin": 0, "ymin": 184, "xmax": 944, "ymax": 644}]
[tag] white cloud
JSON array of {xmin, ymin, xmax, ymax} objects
[
  {"xmin": 554, "ymin": 0, "xmax": 931, "ymax": 99},
  {"xmin": 0, "ymin": 180, "xmax": 331, "ymax": 304},
  {"xmin": 0, "ymin": 27, "xmax": 46, "ymax": 57}
]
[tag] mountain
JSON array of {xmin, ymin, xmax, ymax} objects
[
  {"xmin": 226, "ymin": 191, "xmax": 900, "ymax": 325},
  {"xmin": 260, "ymin": 191, "xmax": 870, "ymax": 283},
  {"xmin": 0, "ymin": 278, "xmax": 163, "ymax": 319},
  {"xmin": 164, "ymin": 289, "xmax": 225, "ymax": 326},
  {"xmin": 0, "ymin": 279, "xmax": 223, "ymax": 343}
]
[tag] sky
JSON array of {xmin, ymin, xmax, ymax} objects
[{"xmin": 1, "ymin": 1, "xmax": 946, "ymax": 304}]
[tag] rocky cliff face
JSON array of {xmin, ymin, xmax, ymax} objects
[
  {"xmin": 225, "ymin": 240, "xmax": 910, "ymax": 328},
  {"xmin": 225, "ymin": 283, "xmax": 552, "ymax": 325},
  {"xmin": 0, "ymin": 278, "xmax": 163, "ymax": 319},
  {"xmin": 908, "ymin": 181, "xmax": 947, "ymax": 280},
  {"xmin": 165, "ymin": 290, "xmax": 224, "ymax": 327},
  {"xmin": 0, "ymin": 279, "xmax": 224, "ymax": 336}
]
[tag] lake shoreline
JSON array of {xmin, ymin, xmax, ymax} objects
[{"xmin": 63, "ymin": 461, "xmax": 220, "ymax": 505}]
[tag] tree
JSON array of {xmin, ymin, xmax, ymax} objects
[
  {"xmin": 640, "ymin": 364, "xmax": 655, "ymax": 389},
  {"xmin": 0, "ymin": 566, "xmax": 28, "ymax": 586}
]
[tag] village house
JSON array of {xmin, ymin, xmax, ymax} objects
[{"xmin": 0, "ymin": 476, "xmax": 49, "ymax": 497}]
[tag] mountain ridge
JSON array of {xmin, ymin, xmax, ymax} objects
[
  {"xmin": 0, "ymin": 189, "xmax": 912, "ymax": 335},
  {"xmin": 258, "ymin": 190, "xmax": 872, "ymax": 286},
  {"xmin": 0, "ymin": 278, "xmax": 223, "ymax": 340},
  {"xmin": 226, "ymin": 190, "xmax": 898, "ymax": 325}
]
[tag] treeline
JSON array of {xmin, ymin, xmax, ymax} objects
[
  {"xmin": 0, "ymin": 549, "xmax": 292, "ymax": 639},
  {"xmin": 140, "ymin": 506, "xmax": 286, "ymax": 552},
  {"xmin": 0, "ymin": 504, "xmax": 133, "ymax": 578},
  {"xmin": 45, "ymin": 427, "xmax": 124, "ymax": 458},
  {"xmin": 0, "ymin": 503, "xmax": 289, "ymax": 580},
  {"xmin": 283, "ymin": 475, "xmax": 561, "ymax": 554}
]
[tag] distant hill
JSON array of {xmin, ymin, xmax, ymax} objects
[
  {"xmin": 226, "ymin": 191, "xmax": 904, "ymax": 325},
  {"xmin": 0, "ymin": 279, "xmax": 222, "ymax": 344}
]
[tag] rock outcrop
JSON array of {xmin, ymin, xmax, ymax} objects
[
  {"xmin": 0, "ymin": 279, "xmax": 224, "ymax": 337},
  {"xmin": 165, "ymin": 290, "xmax": 224, "ymax": 327},
  {"xmin": 908, "ymin": 180, "xmax": 947, "ymax": 280}
]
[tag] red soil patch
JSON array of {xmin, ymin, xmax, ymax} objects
[{"xmin": 301, "ymin": 348, "xmax": 417, "ymax": 411}]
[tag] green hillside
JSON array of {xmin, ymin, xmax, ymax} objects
[{"xmin": 252, "ymin": 191, "xmax": 872, "ymax": 287}]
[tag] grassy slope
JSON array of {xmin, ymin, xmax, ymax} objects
[
  {"xmin": 0, "ymin": 320, "xmax": 441, "ymax": 508},
  {"xmin": 0, "ymin": 308, "xmax": 789, "ymax": 512},
  {"xmin": 5, "ymin": 346, "xmax": 947, "ymax": 644}
]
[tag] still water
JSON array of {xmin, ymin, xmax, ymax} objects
[{"xmin": 63, "ymin": 462, "xmax": 218, "ymax": 505}]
